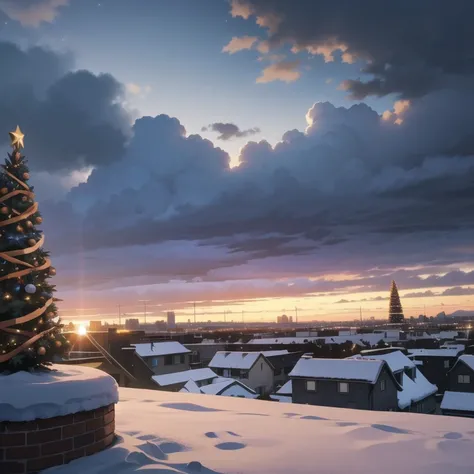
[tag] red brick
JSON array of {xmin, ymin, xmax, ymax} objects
[
  {"xmin": 103, "ymin": 432, "xmax": 115, "ymax": 447},
  {"xmin": 95, "ymin": 421, "xmax": 115, "ymax": 442},
  {"xmin": 41, "ymin": 438, "xmax": 73, "ymax": 456},
  {"xmin": 0, "ymin": 461, "xmax": 25, "ymax": 473},
  {"xmin": 4, "ymin": 421, "xmax": 37, "ymax": 433},
  {"xmin": 106, "ymin": 404, "xmax": 114, "ymax": 414},
  {"xmin": 74, "ymin": 432, "xmax": 95, "ymax": 449},
  {"xmin": 62, "ymin": 421, "xmax": 86, "ymax": 438},
  {"xmin": 86, "ymin": 417, "xmax": 103, "ymax": 432},
  {"xmin": 85, "ymin": 438, "xmax": 107, "ymax": 456},
  {"xmin": 26, "ymin": 454, "xmax": 63, "ymax": 472},
  {"xmin": 103, "ymin": 411, "xmax": 114, "ymax": 425},
  {"xmin": 64, "ymin": 448, "xmax": 85, "ymax": 464},
  {"xmin": 0, "ymin": 433, "xmax": 25, "ymax": 447},
  {"xmin": 5, "ymin": 445, "xmax": 40, "ymax": 460},
  {"xmin": 73, "ymin": 411, "xmax": 95, "ymax": 422},
  {"xmin": 27, "ymin": 427, "xmax": 61, "ymax": 445},
  {"xmin": 37, "ymin": 414, "xmax": 74, "ymax": 430},
  {"xmin": 93, "ymin": 406, "xmax": 107, "ymax": 417}
]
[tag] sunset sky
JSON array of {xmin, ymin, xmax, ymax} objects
[{"xmin": 0, "ymin": 0, "xmax": 474, "ymax": 323}]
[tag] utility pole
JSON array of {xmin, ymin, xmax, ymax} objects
[
  {"xmin": 138, "ymin": 300, "xmax": 150, "ymax": 325},
  {"xmin": 193, "ymin": 302, "xmax": 196, "ymax": 324},
  {"xmin": 118, "ymin": 304, "xmax": 121, "ymax": 328},
  {"xmin": 295, "ymin": 306, "xmax": 298, "ymax": 324},
  {"xmin": 360, "ymin": 306, "xmax": 362, "ymax": 324}
]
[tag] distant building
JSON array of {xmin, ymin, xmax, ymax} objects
[
  {"xmin": 125, "ymin": 318, "xmax": 140, "ymax": 330},
  {"xmin": 167, "ymin": 311, "xmax": 176, "ymax": 329},
  {"xmin": 277, "ymin": 314, "xmax": 289, "ymax": 324},
  {"xmin": 89, "ymin": 321, "xmax": 102, "ymax": 331}
]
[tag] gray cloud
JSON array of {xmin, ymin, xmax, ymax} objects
[
  {"xmin": 202, "ymin": 122, "xmax": 260, "ymax": 140},
  {"xmin": 0, "ymin": 41, "xmax": 131, "ymax": 173},
  {"xmin": 229, "ymin": 0, "xmax": 474, "ymax": 99}
]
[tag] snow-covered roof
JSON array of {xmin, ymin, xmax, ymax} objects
[
  {"xmin": 408, "ymin": 348, "xmax": 462, "ymax": 358},
  {"xmin": 397, "ymin": 372, "xmax": 437, "ymax": 410},
  {"xmin": 209, "ymin": 351, "xmax": 265, "ymax": 369},
  {"xmin": 356, "ymin": 350, "xmax": 415, "ymax": 373},
  {"xmin": 441, "ymin": 391, "xmax": 474, "ymax": 412},
  {"xmin": 133, "ymin": 341, "xmax": 190, "ymax": 358},
  {"xmin": 276, "ymin": 380, "xmax": 292, "ymax": 395},
  {"xmin": 455, "ymin": 354, "xmax": 474, "ymax": 371},
  {"xmin": 260, "ymin": 350, "xmax": 289, "ymax": 357},
  {"xmin": 200, "ymin": 378, "xmax": 257, "ymax": 397},
  {"xmin": 180, "ymin": 379, "xmax": 202, "ymax": 394},
  {"xmin": 152, "ymin": 368, "xmax": 218, "ymax": 387},
  {"xmin": 248, "ymin": 337, "xmax": 318, "ymax": 345},
  {"xmin": 70, "ymin": 386, "xmax": 474, "ymax": 474},
  {"xmin": 289, "ymin": 357, "xmax": 385, "ymax": 383}
]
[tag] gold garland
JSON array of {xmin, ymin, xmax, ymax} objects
[{"xmin": 0, "ymin": 171, "xmax": 54, "ymax": 364}]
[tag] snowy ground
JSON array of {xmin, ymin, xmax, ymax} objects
[{"xmin": 49, "ymin": 387, "xmax": 474, "ymax": 474}]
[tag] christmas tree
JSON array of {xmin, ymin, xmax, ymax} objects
[
  {"xmin": 0, "ymin": 126, "xmax": 69, "ymax": 373},
  {"xmin": 388, "ymin": 280, "xmax": 405, "ymax": 323}
]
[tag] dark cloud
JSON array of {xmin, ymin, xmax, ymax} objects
[
  {"xmin": 230, "ymin": 0, "xmax": 474, "ymax": 99},
  {"xmin": 0, "ymin": 41, "xmax": 131, "ymax": 173},
  {"xmin": 202, "ymin": 122, "xmax": 260, "ymax": 140}
]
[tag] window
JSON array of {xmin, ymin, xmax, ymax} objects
[
  {"xmin": 458, "ymin": 375, "xmax": 471, "ymax": 384},
  {"xmin": 180, "ymin": 354, "xmax": 185, "ymax": 364},
  {"xmin": 338, "ymin": 382, "xmax": 349, "ymax": 393},
  {"xmin": 151, "ymin": 358, "xmax": 158, "ymax": 368},
  {"xmin": 223, "ymin": 369, "xmax": 231, "ymax": 378},
  {"xmin": 240, "ymin": 370, "xmax": 249, "ymax": 378},
  {"xmin": 173, "ymin": 355, "xmax": 182, "ymax": 365},
  {"xmin": 164, "ymin": 355, "xmax": 173, "ymax": 366},
  {"xmin": 306, "ymin": 380, "xmax": 317, "ymax": 392},
  {"xmin": 380, "ymin": 379, "xmax": 386, "ymax": 391},
  {"xmin": 231, "ymin": 369, "xmax": 240, "ymax": 377},
  {"xmin": 444, "ymin": 360, "xmax": 450, "ymax": 369}
]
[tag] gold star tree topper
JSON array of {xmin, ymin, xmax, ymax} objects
[{"xmin": 9, "ymin": 125, "xmax": 25, "ymax": 150}]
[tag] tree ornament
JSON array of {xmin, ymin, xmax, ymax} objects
[
  {"xmin": 25, "ymin": 220, "xmax": 33, "ymax": 228},
  {"xmin": 47, "ymin": 311, "xmax": 55, "ymax": 318},
  {"xmin": 35, "ymin": 216, "xmax": 43, "ymax": 224},
  {"xmin": 28, "ymin": 238, "xmax": 36, "ymax": 246},
  {"xmin": 55, "ymin": 340, "xmax": 62, "ymax": 348},
  {"xmin": 21, "ymin": 195, "xmax": 28, "ymax": 202},
  {"xmin": 37, "ymin": 347, "xmax": 46, "ymax": 356},
  {"xmin": 23, "ymin": 172, "xmax": 30, "ymax": 180},
  {"xmin": 13, "ymin": 284, "xmax": 21, "ymax": 293},
  {"xmin": 49, "ymin": 267, "xmax": 56, "ymax": 276},
  {"xmin": 16, "ymin": 225, "xmax": 24, "ymax": 233},
  {"xmin": 3, "ymin": 292, "xmax": 11, "ymax": 300},
  {"xmin": 14, "ymin": 151, "xmax": 21, "ymax": 161},
  {"xmin": 25, "ymin": 284, "xmax": 36, "ymax": 294},
  {"xmin": 0, "ymin": 187, "xmax": 8, "ymax": 195},
  {"xmin": 0, "ymin": 206, "xmax": 8, "ymax": 215},
  {"xmin": 9, "ymin": 126, "xmax": 25, "ymax": 150}
]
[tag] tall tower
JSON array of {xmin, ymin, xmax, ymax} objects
[{"xmin": 389, "ymin": 280, "xmax": 405, "ymax": 323}]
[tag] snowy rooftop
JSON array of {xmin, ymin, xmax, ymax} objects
[
  {"xmin": 290, "ymin": 357, "xmax": 384, "ymax": 383},
  {"xmin": 398, "ymin": 372, "xmax": 437, "ymax": 410},
  {"xmin": 260, "ymin": 350, "xmax": 289, "ymax": 357},
  {"xmin": 441, "ymin": 391, "xmax": 474, "ymax": 412},
  {"xmin": 357, "ymin": 350, "xmax": 415, "ymax": 373},
  {"xmin": 276, "ymin": 379, "xmax": 292, "ymax": 395},
  {"xmin": 408, "ymin": 348, "xmax": 462, "ymax": 358},
  {"xmin": 209, "ymin": 351, "xmax": 264, "ymax": 369},
  {"xmin": 58, "ymin": 387, "xmax": 474, "ymax": 474},
  {"xmin": 152, "ymin": 368, "xmax": 218, "ymax": 387},
  {"xmin": 133, "ymin": 341, "xmax": 191, "ymax": 358},
  {"xmin": 455, "ymin": 354, "xmax": 474, "ymax": 371}
]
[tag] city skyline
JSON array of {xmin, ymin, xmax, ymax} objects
[{"xmin": 1, "ymin": 1, "xmax": 474, "ymax": 322}]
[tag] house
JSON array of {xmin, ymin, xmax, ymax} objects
[
  {"xmin": 152, "ymin": 367, "xmax": 218, "ymax": 392},
  {"xmin": 260, "ymin": 350, "xmax": 302, "ymax": 389},
  {"xmin": 448, "ymin": 355, "xmax": 474, "ymax": 393},
  {"xmin": 353, "ymin": 350, "xmax": 437, "ymax": 413},
  {"xmin": 441, "ymin": 391, "xmax": 474, "ymax": 418},
  {"xmin": 208, "ymin": 351, "xmax": 274, "ymax": 395},
  {"xmin": 133, "ymin": 341, "xmax": 191, "ymax": 376},
  {"xmin": 270, "ymin": 380, "xmax": 292, "ymax": 403},
  {"xmin": 408, "ymin": 347, "xmax": 464, "ymax": 392},
  {"xmin": 289, "ymin": 357, "xmax": 400, "ymax": 411},
  {"xmin": 180, "ymin": 378, "xmax": 258, "ymax": 398}
]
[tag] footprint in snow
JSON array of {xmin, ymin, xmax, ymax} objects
[{"xmin": 205, "ymin": 431, "xmax": 247, "ymax": 451}]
